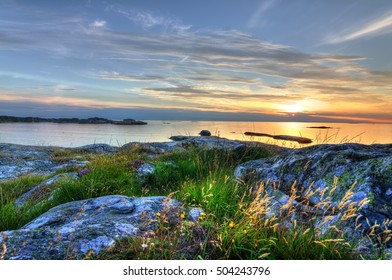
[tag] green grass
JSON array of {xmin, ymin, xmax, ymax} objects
[{"xmin": 0, "ymin": 145, "xmax": 390, "ymax": 259}]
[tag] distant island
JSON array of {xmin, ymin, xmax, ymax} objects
[{"xmin": 0, "ymin": 116, "xmax": 147, "ymax": 125}]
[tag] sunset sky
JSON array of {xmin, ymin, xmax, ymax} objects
[{"xmin": 1, "ymin": 0, "xmax": 391, "ymax": 122}]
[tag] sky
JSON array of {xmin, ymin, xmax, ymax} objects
[{"xmin": 0, "ymin": 0, "xmax": 392, "ymax": 122}]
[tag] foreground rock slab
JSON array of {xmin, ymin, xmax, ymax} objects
[
  {"xmin": 0, "ymin": 143, "xmax": 115, "ymax": 181},
  {"xmin": 0, "ymin": 195, "xmax": 181, "ymax": 260}
]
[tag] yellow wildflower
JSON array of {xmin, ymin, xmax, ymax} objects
[{"xmin": 229, "ymin": 221, "xmax": 235, "ymax": 228}]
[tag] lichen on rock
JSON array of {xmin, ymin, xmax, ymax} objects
[{"xmin": 1, "ymin": 195, "xmax": 181, "ymax": 259}]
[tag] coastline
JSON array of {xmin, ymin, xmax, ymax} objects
[{"xmin": 0, "ymin": 115, "xmax": 147, "ymax": 125}]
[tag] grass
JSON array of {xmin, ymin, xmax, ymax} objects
[{"xmin": 0, "ymin": 144, "xmax": 390, "ymax": 259}]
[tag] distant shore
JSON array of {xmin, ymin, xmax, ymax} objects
[{"xmin": 0, "ymin": 116, "xmax": 147, "ymax": 125}]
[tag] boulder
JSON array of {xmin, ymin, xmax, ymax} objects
[
  {"xmin": 0, "ymin": 195, "xmax": 181, "ymax": 260},
  {"xmin": 235, "ymin": 143, "xmax": 392, "ymax": 250},
  {"xmin": 14, "ymin": 173, "xmax": 79, "ymax": 208},
  {"xmin": 137, "ymin": 162, "xmax": 156, "ymax": 176},
  {"xmin": 0, "ymin": 144, "xmax": 87, "ymax": 181},
  {"xmin": 199, "ymin": 130, "xmax": 212, "ymax": 136},
  {"xmin": 0, "ymin": 144, "xmax": 104, "ymax": 181}
]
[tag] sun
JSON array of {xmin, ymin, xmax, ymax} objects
[{"xmin": 282, "ymin": 103, "xmax": 304, "ymax": 113}]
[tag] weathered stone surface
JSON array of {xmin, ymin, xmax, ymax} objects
[
  {"xmin": 124, "ymin": 136, "xmax": 288, "ymax": 156},
  {"xmin": 0, "ymin": 195, "xmax": 181, "ymax": 260},
  {"xmin": 235, "ymin": 143, "xmax": 392, "ymax": 251},
  {"xmin": 188, "ymin": 207, "xmax": 205, "ymax": 222},
  {"xmin": 137, "ymin": 162, "xmax": 155, "ymax": 176},
  {"xmin": 0, "ymin": 144, "xmax": 55, "ymax": 180},
  {"xmin": 14, "ymin": 173, "xmax": 79, "ymax": 208},
  {"xmin": 75, "ymin": 144, "xmax": 118, "ymax": 154},
  {"xmin": 0, "ymin": 144, "xmax": 102, "ymax": 181}
]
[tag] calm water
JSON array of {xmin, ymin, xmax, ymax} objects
[{"xmin": 0, "ymin": 121, "xmax": 391, "ymax": 147}]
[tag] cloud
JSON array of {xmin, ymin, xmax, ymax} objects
[
  {"xmin": 1, "ymin": 3, "xmax": 391, "ymax": 122},
  {"xmin": 325, "ymin": 11, "xmax": 392, "ymax": 44},
  {"xmin": 54, "ymin": 84, "xmax": 77, "ymax": 91},
  {"xmin": 108, "ymin": 7, "xmax": 191, "ymax": 33},
  {"xmin": 94, "ymin": 71, "xmax": 166, "ymax": 82},
  {"xmin": 90, "ymin": 19, "xmax": 107, "ymax": 28},
  {"xmin": 247, "ymin": 0, "xmax": 277, "ymax": 28}
]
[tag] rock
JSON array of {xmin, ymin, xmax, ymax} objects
[
  {"xmin": 169, "ymin": 136, "xmax": 191, "ymax": 141},
  {"xmin": 124, "ymin": 136, "xmax": 288, "ymax": 157},
  {"xmin": 122, "ymin": 141, "xmax": 185, "ymax": 156},
  {"xmin": 14, "ymin": 173, "xmax": 79, "ymax": 208},
  {"xmin": 235, "ymin": 143, "xmax": 392, "ymax": 250},
  {"xmin": 199, "ymin": 130, "xmax": 212, "ymax": 137},
  {"xmin": 307, "ymin": 126, "xmax": 333, "ymax": 129},
  {"xmin": 244, "ymin": 132, "xmax": 312, "ymax": 144},
  {"xmin": 0, "ymin": 144, "xmax": 91, "ymax": 181},
  {"xmin": 137, "ymin": 163, "xmax": 155, "ymax": 176},
  {"xmin": 128, "ymin": 160, "xmax": 156, "ymax": 177},
  {"xmin": 76, "ymin": 144, "xmax": 117, "ymax": 154},
  {"xmin": 188, "ymin": 207, "xmax": 205, "ymax": 222},
  {"xmin": 0, "ymin": 195, "xmax": 181, "ymax": 259}
]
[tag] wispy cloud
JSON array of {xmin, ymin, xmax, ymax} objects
[
  {"xmin": 108, "ymin": 6, "xmax": 191, "ymax": 33},
  {"xmin": 247, "ymin": 0, "xmax": 277, "ymax": 28},
  {"xmin": 325, "ymin": 11, "xmax": 392, "ymax": 44}
]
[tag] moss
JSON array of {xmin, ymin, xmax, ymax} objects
[{"xmin": 367, "ymin": 191, "xmax": 375, "ymax": 204}]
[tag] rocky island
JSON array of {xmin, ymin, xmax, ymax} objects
[
  {"xmin": 0, "ymin": 116, "xmax": 147, "ymax": 125},
  {"xmin": 0, "ymin": 136, "xmax": 391, "ymax": 260}
]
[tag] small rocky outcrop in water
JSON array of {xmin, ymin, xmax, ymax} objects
[
  {"xmin": 1, "ymin": 195, "xmax": 181, "ymax": 259},
  {"xmin": 199, "ymin": 130, "xmax": 212, "ymax": 136},
  {"xmin": 235, "ymin": 143, "xmax": 392, "ymax": 253}
]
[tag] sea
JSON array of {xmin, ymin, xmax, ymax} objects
[{"xmin": 0, "ymin": 121, "xmax": 391, "ymax": 148}]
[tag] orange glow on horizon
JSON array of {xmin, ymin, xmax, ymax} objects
[{"xmin": 310, "ymin": 114, "xmax": 392, "ymax": 123}]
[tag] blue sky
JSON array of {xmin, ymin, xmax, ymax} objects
[{"xmin": 1, "ymin": 0, "xmax": 392, "ymax": 122}]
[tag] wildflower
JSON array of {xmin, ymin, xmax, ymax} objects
[
  {"xmin": 229, "ymin": 221, "xmax": 235, "ymax": 228},
  {"xmin": 232, "ymin": 239, "xmax": 235, "ymax": 244},
  {"xmin": 156, "ymin": 212, "xmax": 161, "ymax": 217},
  {"xmin": 242, "ymin": 229, "xmax": 248, "ymax": 235},
  {"xmin": 141, "ymin": 243, "xmax": 148, "ymax": 250},
  {"xmin": 180, "ymin": 213, "xmax": 186, "ymax": 219},
  {"xmin": 78, "ymin": 167, "xmax": 91, "ymax": 177},
  {"xmin": 200, "ymin": 212, "xmax": 206, "ymax": 217}
]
